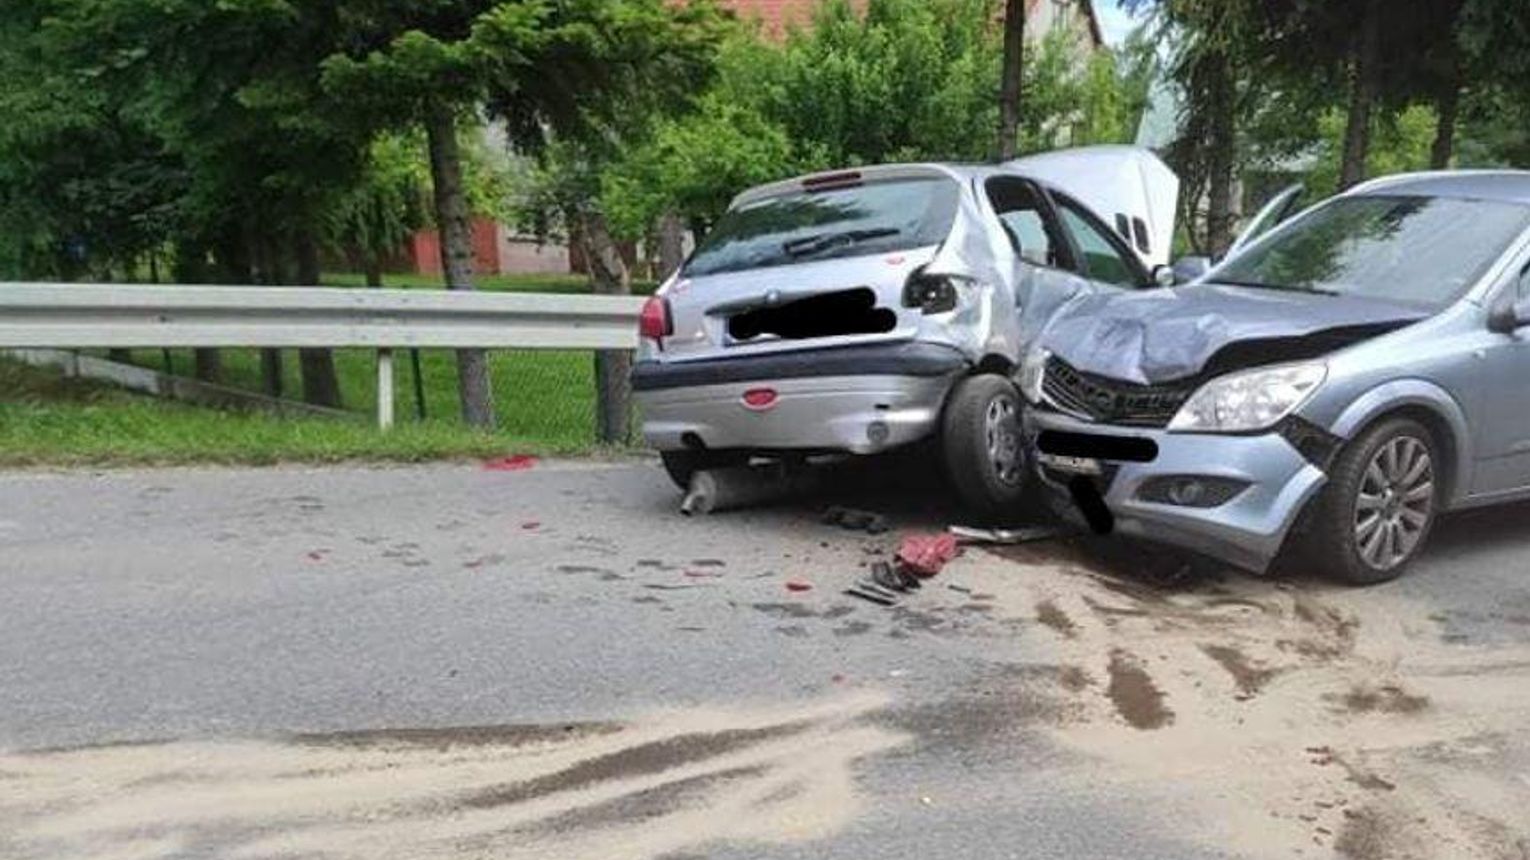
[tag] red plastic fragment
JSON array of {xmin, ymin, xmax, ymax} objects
[
  {"xmin": 785, "ymin": 580, "xmax": 813, "ymax": 593},
  {"xmin": 484, "ymin": 455, "xmax": 539, "ymax": 472},
  {"xmin": 520, "ymin": 521, "xmax": 542, "ymax": 531},
  {"xmin": 895, "ymin": 533, "xmax": 960, "ymax": 578}
]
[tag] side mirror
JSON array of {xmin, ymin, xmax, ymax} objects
[
  {"xmin": 1169, "ymin": 256, "xmax": 1212, "ymax": 285},
  {"xmin": 1150, "ymin": 264, "xmax": 1177, "ymax": 287},
  {"xmin": 1488, "ymin": 295, "xmax": 1530, "ymax": 334}
]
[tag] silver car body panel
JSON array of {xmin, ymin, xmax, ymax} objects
[
  {"xmin": 636, "ymin": 147, "xmax": 1178, "ymax": 455},
  {"xmin": 1028, "ymin": 171, "xmax": 1530, "ymax": 571}
]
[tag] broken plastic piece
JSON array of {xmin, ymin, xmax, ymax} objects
[
  {"xmin": 895, "ymin": 533, "xmax": 960, "ymax": 578},
  {"xmin": 785, "ymin": 580, "xmax": 813, "ymax": 593},
  {"xmin": 948, "ymin": 524, "xmax": 1069, "ymax": 545},
  {"xmin": 484, "ymin": 454, "xmax": 539, "ymax": 471},
  {"xmin": 844, "ymin": 586, "xmax": 897, "ymax": 607}
]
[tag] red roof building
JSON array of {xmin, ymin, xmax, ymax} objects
[{"xmin": 720, "ymin": 0, "xmax": 1103, "ymax": 48}]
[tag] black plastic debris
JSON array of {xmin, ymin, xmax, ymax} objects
[{"xmin": 821, "ymin": 506, "xmax": 890, "ymax": 534}]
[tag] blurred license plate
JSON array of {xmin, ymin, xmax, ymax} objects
[{"xmin": 1037, "ymin": 453, "xmax": 1102, "ymax": 475}]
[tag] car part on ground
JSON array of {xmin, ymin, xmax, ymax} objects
[{"xmin": 677, "ymin": 463, "xmax": 819, "ymax": 515}]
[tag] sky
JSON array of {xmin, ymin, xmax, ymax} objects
[{"xmin": 1093, "ymin": 0, "xmax": 1144, "ymax": 47}]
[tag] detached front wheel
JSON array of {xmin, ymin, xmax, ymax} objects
[{"xmin": 941, "ymin": 374, "xmax": 1030, "ymax": 520}]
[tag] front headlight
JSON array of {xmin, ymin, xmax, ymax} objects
[
  {"xmin": 1168, "ymin": 362, "xmax": 1327, "ymax": 433},
  {"xmin": 1019, "ymin": 347, "xmax": 1050, "ymax": 403}
]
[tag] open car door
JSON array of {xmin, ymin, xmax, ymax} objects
[
  {"xmin": 1004, "ymin": 145, "xmax": 1179, "ymax": 269},
  {"xmin": 1225, "ymin": 183, "xmax": 1305, "ymax": 259}
]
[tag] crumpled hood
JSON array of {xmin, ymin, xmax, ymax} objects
[{"xmin": 1041, "ymin": 284, "xmax": 1431, "ymax": 384}]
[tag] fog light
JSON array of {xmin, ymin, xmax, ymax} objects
[
  {"xmin": 1138, "ymin": 475, "xmax": 1249, "ymax": 508},
  {"xmin": 867, "ymin": 421, "xmax": 891, "ymax": 446}
]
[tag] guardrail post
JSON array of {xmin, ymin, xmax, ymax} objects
[{"xmin": 376, "ymin": 349, "xmax": 395, "ymax": 431}]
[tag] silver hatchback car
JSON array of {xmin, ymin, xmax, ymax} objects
[
  {"xmin": 1023, "ymin": 171, "xmax": 1530, "ymax": 583},
  {"xmin": 633, "ymin": 146, "xmax": 1180, "ymax": 517}
]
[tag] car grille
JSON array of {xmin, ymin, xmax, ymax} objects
[{"xmin": 1041, "ymin": 356, "xmax": 1193, "ymax": 428}]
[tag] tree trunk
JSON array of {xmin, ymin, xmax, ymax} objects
[
  {"xmin": 295, "ymin": 232, "xmax": 342, "ymax": 408},
  {"xmin": 425, "ymin": 105, "xmax": 495, "ymax": 430},
  {"xmin": 1431, "ymin": 82, "xmax": 1460, "ymax": 169},
  {"xmin": 998, "ymin": 0, "xmax": 1026, "ymax": 159},
  {"xmin": 656, "ymin": 212, "xmax": 686, "ymax": 282},
  {"xmin": 1339, "ymin": 0, "xmax": 1382, "ymax": 190},
  {"xmin": 365, "ymin": 254, "xmax": 384, "ymax": 288},
  {"xmin": 1205, "ymin": 52, "xmax": 1238, "ymax": 257},
  {"xmin": 579, "ymin": 211, "xmax": 633, "ymax": 446}
]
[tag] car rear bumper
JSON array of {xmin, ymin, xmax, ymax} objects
[
  {"xmin": 634, "ymin": 343, "xmax": 969, "ymax": 455},
  {"xmin": 1025, "ymin": 409, "xmax": 1328, "ymax": 572}
]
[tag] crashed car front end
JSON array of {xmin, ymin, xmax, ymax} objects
[{"xmin": 1021, "ymin": 285, "xmax": 1430, "ymax": 572}]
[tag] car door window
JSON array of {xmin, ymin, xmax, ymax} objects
[
  {"xmin": 1055, "ymin": 196, "xmax": 1144, "ymax": 288},
  {"xmin": 985, "ymin": 177, "xmax": 1069, "ymax": 270}
]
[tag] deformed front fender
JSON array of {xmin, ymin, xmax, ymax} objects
[{"xmin": 1327, "ymin": 378, "xmax": 1473, "ymax": 507}]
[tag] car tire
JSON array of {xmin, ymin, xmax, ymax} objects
[
  {"xmin": 941, "ymin": 374, "xmax": 1030, "ymax": 520},
  {"xmin": 1303, "ymin": 417, "xmax": 1440, "ymax": 585},
  {"xmin": 659, "ymin": 449, "xmax": 748, "ymax": 490}
]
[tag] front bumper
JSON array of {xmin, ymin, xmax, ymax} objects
[
  {"xmin": 1025, "ymin": 409, "xmax": 1328, "ymax": 572},
  {"xmin": 634, "ymin": 342, "xmax": 968, "ymax": 455}
]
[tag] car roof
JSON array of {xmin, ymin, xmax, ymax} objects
[{"xmin": 1347, "ymin": 170, "xmax": 1530, "ymax": 206}]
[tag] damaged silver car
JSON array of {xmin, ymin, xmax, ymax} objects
[
  {"xmin": 1024, "ymin": 171, "xmax": 1530, "ymax": 583},
  {"xmin": 631, "ymin": 147, "xmax": 1179, "ymax": 517}
]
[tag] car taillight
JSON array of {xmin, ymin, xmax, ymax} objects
[
  {"xmin": 741, "ymin": 388, "xmax": 778, "ymax": 410},
  {"xmin": 639, "ymin": 296, "xmax": 672, "ymax": 341},
  {"xmin": 902, "ymin": 268, "xmax": 959, "ymax": 314}
]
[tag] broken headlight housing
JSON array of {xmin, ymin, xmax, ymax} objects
[
  {"xmin": 1168, "ymin": 361, "xmax": 1327, "ymax": 433},
  {"xmin": 1019, "ymin": 346, "xmax": 1050, "ymax": 404}
]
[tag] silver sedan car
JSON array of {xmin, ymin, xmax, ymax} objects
[
  {"xmin": 632, "ymin": 147, "xmax": 1180, "ymax": 517},
  {"xmin": 1023, "ymin": 171, "xmax": 1530, "ymax": 583}
]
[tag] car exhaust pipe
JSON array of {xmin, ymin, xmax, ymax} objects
[{"xmin": 680, "ymin": 464, "xmax": 819, "ymax": 516}]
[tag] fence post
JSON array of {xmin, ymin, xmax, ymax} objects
[{"xmin": 377, "ymin": 348, "xmax": 395, "ymax": 431}]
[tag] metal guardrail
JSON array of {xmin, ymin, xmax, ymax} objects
[{"xmin": 0, "ymin": 283, "xmax": 646, "ymax": 429}]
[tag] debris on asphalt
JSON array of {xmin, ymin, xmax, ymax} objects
[
  {"xmin": 871, "ymin": 561, "xmax": 921, "ymax": 594},
  {"xmin": 785, "ymin": 580, "xmax": 813, "ymax": 593},
  {"xmin": 948, "ymin": 524, "xmax": 1069, "ymax": 545},
  {"xmin": 680, "ymin": 465, "xmax": 818, "ymax": 516},
  {"xmin": 843, "ymin": 584, "xmax": 898, "ymax": 606},
  {"xmin": 821, "ymin": 506, "xmax": 890, "ymax": 534},
  {"xmin": 947, "ymin": 583, "xmax": 974, "ymax": 594},
  {"xmin": 895, "ymin": 533, "xmax": 961, "ymax": 579},
  {"xmin": 483, "ymin": 454, "xmax": 539, "ymax": 472},
  {"xmin": 520, "ymin": 521, "xmax": 542, "ymax": 531}
]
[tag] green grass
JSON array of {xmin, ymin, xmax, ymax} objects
[{"xmin": 0, "ymin": 360, "xmax": 587, "ymax": 468}]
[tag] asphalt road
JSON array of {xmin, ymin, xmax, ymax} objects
[{"xmin": 2, "ymin": 458, "xmax": 1528, "ymax": 860}]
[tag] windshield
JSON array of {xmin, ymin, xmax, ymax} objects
[
  {"xmin": 684, "ymin": 177, "xmax": 960, "ymax": 277},
  {"xmin": 1215, "ymin": 195, "xmax": 1530, "ymax": 308}
]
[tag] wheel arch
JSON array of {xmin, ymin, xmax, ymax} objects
[
  {"xmin": 973, "ymin": 353, "xmax": 1015, "ymax": 377},
  {"xmin": 1329, "ymin": 380, "xmax": 1471, "ymax": 506}
]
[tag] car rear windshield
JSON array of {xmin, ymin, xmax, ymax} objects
[
  {"xmin": 1215, "ymin": 194, "xmax": 1530, "ymax": 308},
  {"xmin": 683, "ymin": 176, "xmax": 961, "ymax": 278}
]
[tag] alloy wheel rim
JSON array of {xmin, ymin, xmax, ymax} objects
[
  {"xmin": 1354, "ymin": 435, "xmax": 1434, "ymax": 571},
  {"xmin": 985, "ymin": 396, "xmax": 1022, "ymax": 486}
]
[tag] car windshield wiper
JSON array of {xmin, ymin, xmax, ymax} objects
[
  {"xmin": 1217, "ymin": 278, "xmax": 1339, "ymax": 296},
  {"xmin": 782, "ymin": 227, "xmax": 901, "ymax": 258}
]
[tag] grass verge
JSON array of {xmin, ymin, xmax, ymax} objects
[{"xmin": 0, "ymin": 359, "xmax": 594, "ymax": 468}]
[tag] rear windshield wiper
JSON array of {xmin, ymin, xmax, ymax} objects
[
  {"xmin": 782, "ymin": 227, "xmax": 901, "ymax": 258},
  {"xmin": 1217, "ymin": 278, "xmax": 1339, "ymax": 296}
]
